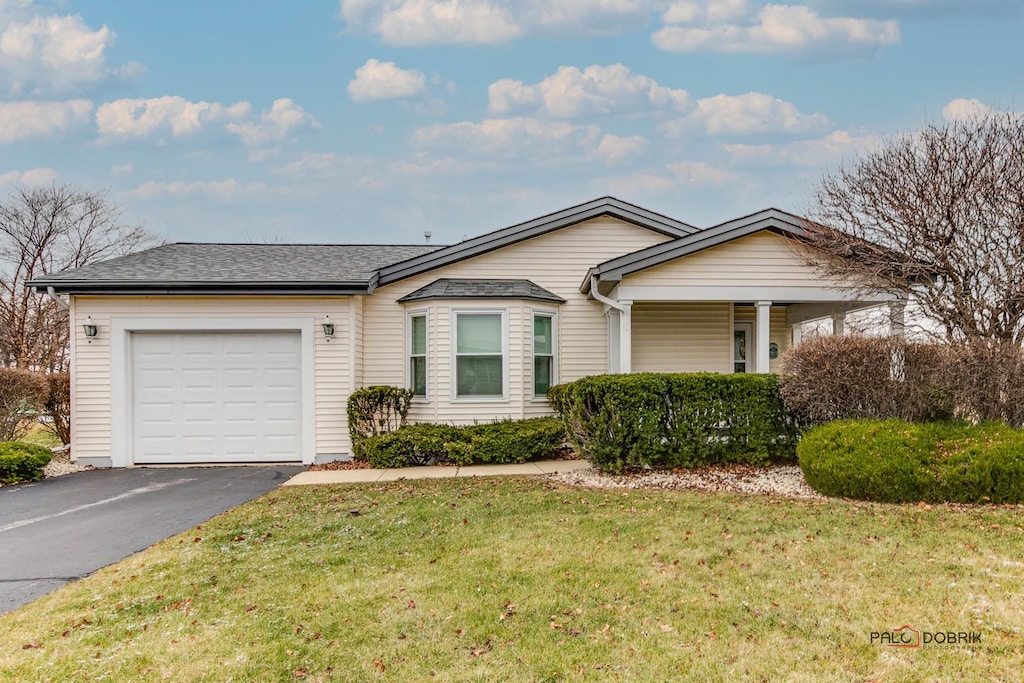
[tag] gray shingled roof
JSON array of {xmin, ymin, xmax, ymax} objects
[
  {"xmin": 29, "ymin": 243, "xmax": 443, "ymax": 293},
  {"xmin": 397, "ymin": 279, "xmax": 566, "ymax": 304}
]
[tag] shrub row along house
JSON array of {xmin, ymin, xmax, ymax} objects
[{"xmin": 29, "ymin": 197, "xmax": 900, "ymax": 467}]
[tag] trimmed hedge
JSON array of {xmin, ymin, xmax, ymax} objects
[
  {"xmin": 548, "ymin": 373, "xmax": 798, "ymax": 473},
  {"xmin": 798, "ymin": 419, "xmax": 1024, "ymax": 504},
  {"xmin": 0, "ymin": 441, "xmax": 53, "ymax": 485},
  {"xmin": 362, "ymin": 418, "xmax": 567, "ymax": 469}
]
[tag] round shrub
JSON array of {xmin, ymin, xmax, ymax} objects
[
  {"xmin": 0, "ymin": 441, "xmax": 53, "ymax": 485},
  {"xmin": 798, "ymin": 419, "xmax": 1024, "ymax": 504}
]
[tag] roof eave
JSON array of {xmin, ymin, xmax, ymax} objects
[
  {"xmin": 28, "ymin": 280, "xmax": 372, "ymax": 295},
  {"xmin": 376, "ymin": 197, "xmax": 698, "ymax": 288}
]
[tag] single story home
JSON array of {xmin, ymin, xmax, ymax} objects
[{"xmin": 29, "ymin": 197, "xmax": 901, "ymax": 467}]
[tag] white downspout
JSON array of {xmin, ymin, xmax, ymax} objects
[
  {"xmin": 590, "ymin": 276, "xmax": 631, "ymax": 374},
  {"xmin": 47, "ymin": 286, "xmax": 70, "ymax": 310}
]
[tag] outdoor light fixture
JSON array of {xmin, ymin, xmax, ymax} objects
[
  {"xmin": 322, "ymin": 315, "xmax": 335, "ymax": 341},
  {"xmin": 83, "ymin": 316, "xmax": 98, "ymax": 341}
]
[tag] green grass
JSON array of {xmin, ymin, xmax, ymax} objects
[
  {"xmin": 2, "ymin": 478, "xmax": 1022, "ymax": 682},
  {"xmin": 19, "ymin": 422, "xmax": 61, "ymax": 449}
]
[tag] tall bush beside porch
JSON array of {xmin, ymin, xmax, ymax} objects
[
  {"xmin": 548, "ymin": 373, "xmax": 798, "ymax": 473},
  {"xmin": 346, "ymin": 385, "xmax": 414, "ymax": 459}
]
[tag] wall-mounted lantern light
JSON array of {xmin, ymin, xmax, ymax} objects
[
  {"xmin": 83, "ymin": 316, "xmax": 98, "ymax": 342},
  {"xmin": 322, "ymin": 315, "xmax": 335, "ymax": 341}
]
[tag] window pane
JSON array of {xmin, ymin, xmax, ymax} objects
[
  {"xmin": 734, "ymin": 330, "xmax": 746, "ymax": 361},
  {"xmin": 534, "ymin": 356, "xmax": 552, "ymax": 395},
  {"xmin": 534, "ymin": 315, "xmax": 552, "ymax": 355},
  {"xmin": 411, "ymin": 315, "xmax": 426, "ymax": 355},
  {"xmin": 457, "ymin": 356, "xmax": 503, "ymax": 396},
  {"xmin": 457, "ymin": 314, "xmax": 501, "ymax": 354},
  {"xmin": 411, "ymin": 357, "xmax": 427, "ymax": 396}
]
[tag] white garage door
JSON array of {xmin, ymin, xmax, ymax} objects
[{"xmin": 132, "ymin": 331, "xmax": 303, "ymax": 464}]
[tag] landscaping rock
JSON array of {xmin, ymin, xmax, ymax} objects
[
  {"xmin": 42, "ymin": 448, "xmax": 91, "ymax": 478},
  {"xmin": 547, "ymin": 464, "xmax": 824, "ymax": 499}
]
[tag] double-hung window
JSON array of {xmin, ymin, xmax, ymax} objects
[
  {"xmin": 533, "ymin": 311, "xmax": 556, "ymax": 397},
  {"xmin": 454, "ymin": 311, "xmax": 505, "ymax": 398},
  {"xmin": 408, "ymin": 312, "xmax": 427, "ymax": 397}
]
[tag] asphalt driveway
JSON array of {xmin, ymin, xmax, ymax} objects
[{"xmin": 0, "ymin": 465, "xmax": 304, "ymax": 614}]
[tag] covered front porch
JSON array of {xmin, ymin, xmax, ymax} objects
[
  {"xmin": 582, "ymin": 208, "xmax": 903, "ymax": 375},
  {"xmin": 598, "ymin": 296, "xmax": 905, "ymax": 375}
]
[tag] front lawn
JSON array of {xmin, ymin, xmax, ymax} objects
[{"xmin": 2, "ymin": 478, "xmax": 1021, "ymax": 681}]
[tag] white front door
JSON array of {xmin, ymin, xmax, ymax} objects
[
  {"xmin": 733, "ymin": 322, "xmax": 753, "ymax": 373},
  {"xmin": 131, "ymin": 331, "xmax": 303, "ymax": 463}
]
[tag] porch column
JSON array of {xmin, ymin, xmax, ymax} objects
[
  {"xmin": 889, "ymin": 301, "xmax": 906, "ymax": 337},
  {"xmin": 619, "ymin": 300, "xmax": 633, "ymax": 374},
  {"xmin": 755, "ymin": 300, "xmax": 771, "ymax": 374},
  {"xmin": 791, "ymin": 324, "xmax": 802, "ymax": 346},
  {"xmin": 831, "ymin": 313, "xmax": 846, "ymax": 336}
]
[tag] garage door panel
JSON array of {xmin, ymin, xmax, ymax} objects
[{"xmin": 132, "ymin": 331, "xmax": 303, "ymax": 464}]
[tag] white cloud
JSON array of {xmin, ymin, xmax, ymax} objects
[
  {"xmin": 653, "ymin": 3, "xmax": 900, "ymax": 56},
  {"xmin": 666, "ymin": 159, "xmax": 735, "ymax": 186},
  {"xmin": 96, "ymin": 96, "xmax": 250, "ymax": 139},
  {"xmin": 343, "ymin": 0, "xmax": 521, "ymax": 46},
  {"xmin": 98, "ymin": 97, "xmax": 319, "ymax": 148},
  {"xmin": 0, "ymin": 166, "xmax": 56, "ymax": 187},
  {"xmin": 662, "ymin": 0, "xmax": 750, "ymax": 24},
  {"xmin": 724, "ymin": 129, "xmax": 876, "ymax": 166},
  {"xmin": 110, "ymin": 163, "xmax": 133, "ymax": 175},
  {"xmin": 339, "ymin": 0, "xmax": 656, "ymax": 46},
  {"xmin": 592, "ymin": 159, "xmax": 735, "ymax": 195},
  {"xmin": 127, "ymin": 179, "xmax": 277, "ymax": 202},
  {"xmin": 348, "ymin": 58, "xmax": 427, "ymax": 102},
  {"xmin": 0, "ymin": 99, "xmax": 91, "ymax": 143},
  {"xmin": 942, "ymin": 98, "xmax": 994, "ymax": 122},
  {"xmin": 488, "ymin": 64, "xmax": 690, "ymax": 118},
  {"xmin": 0, "ymin": 4, "xmax": 140, "ymax": 95},
  {"xmin": 413, "ymin": 116, "xmax": 601, "ymax": 157},
  {"xmin": 226, "ymin": 98, "xmax": 320, "ymax": 146},
  {"xmin": 277, "ymin": 151, "xmax": 339, "ymax": 175},
  {"xmin": 662, "ymin": 92, "xmax": 829, "ymax": 136},
  {"xmin": 591, "ymin": 134, "xmax": 648, "ymax": 165}
]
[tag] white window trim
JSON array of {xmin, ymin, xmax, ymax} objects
[
  {"xmin": 110, "ymin": 317, "xmax": 316, "ymax": 468},
  {"xmin": 405, "ymin": 308, "xmax": 430, "ymax": 402},
  {"xmin": 531, "ymin": 307, "xmax": 558, "ymax": 400},
  {"xmin": 450, "ymin": 307, "xmax": 509, "ymax": 402}
]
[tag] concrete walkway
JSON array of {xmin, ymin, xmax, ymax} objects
[{"xmin": 283, "ymin": 459, "xmax": 590, "ymax": 486}]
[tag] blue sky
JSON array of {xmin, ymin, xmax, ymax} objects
[{"xmin": 1, "ymin": 0, "xmax": 1021, "ymax": 244}]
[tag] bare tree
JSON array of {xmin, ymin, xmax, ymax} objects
[
  {"xmin": 802, "ymin": 111, "xmax": 1024, "ymax": 342},
  {"xmin": 0, "ymin": 184, "xmax": 157, "ymax": 370}
]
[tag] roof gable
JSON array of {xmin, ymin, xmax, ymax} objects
[
  {"xmin": 583, "ymin": 208, "xmax": 809, "ymax": 293},
  {"xmin": 374, "ymin": 196, "xmax": 698, "ymax": 288}
]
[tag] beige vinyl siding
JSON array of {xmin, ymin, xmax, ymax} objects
[
  {"xmin": 70, "ymin": 296, "xmax": 352, "ymax": 462},
  {"xmin": 363, "ymin": 216, "xmax": 672, "ymax": 423},
  {"xmin": 631, "ymin": 303, "xmax": 732, "ymax": 373},
  {"xmin": 622, "ymin": 230, "xmax": 860, "ymax": 290},
  {"xmin": 733, "ymin": 305, "xmax": 791, "ymax": 373}
]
